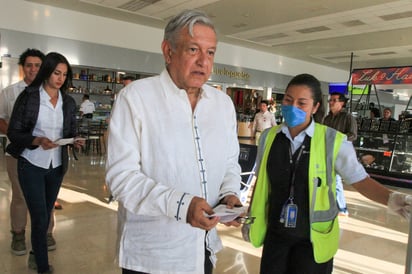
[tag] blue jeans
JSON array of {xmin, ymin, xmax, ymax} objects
[
  {"xmin": 18, "ymin": 157, "xmax": 63, "ymax": 272},
  {"xmin": 336, "ymin": 174, "xmax": 348, "ymax": 213}
]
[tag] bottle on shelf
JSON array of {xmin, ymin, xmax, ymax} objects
[{"xmin": 80, "ymin": 69, "xmax": 88, "ymax": 80}]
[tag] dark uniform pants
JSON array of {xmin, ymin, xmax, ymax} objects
[{"xmin": 260, "ymin": 232, "xmax": 333, "ymax": 274}]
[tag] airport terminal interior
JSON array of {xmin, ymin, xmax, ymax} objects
[
  {"xmin": 2, "ymin": 2, "xmax": 412, "ymax": 273},
  {"xmin": 0, "ymin": 147, "xmax": 411, "ymax": 274}
]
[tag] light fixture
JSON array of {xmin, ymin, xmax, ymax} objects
[{"xmin": 104, "ymin": 85, "xmax": 112, "ymax": 94}]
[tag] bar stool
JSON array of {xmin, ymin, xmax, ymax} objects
[
  {"xmin": 76, "ymin": 118, "xmax": 87, "ymax": 154},
  {"xmin": 0, "ymin": 133, "xmax": 7, "ymax": 153},
  {"xmin": 85, "ymin": 120, "xmax": 105, "ymax": 155}
]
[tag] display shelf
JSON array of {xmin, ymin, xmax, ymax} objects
[
  {"xmin": 69, "ymin": 65, "xmax": 153, "ymax": 96},
  {"xmin": 349, "ymin": 66, "xmax": 412, "ymax": 187},
  {"xmin": 353, "ymin": 117, "xmax": 412, "ymax": 187},
  {"xmin": 393, "ymin": 151, "xmax": 412, "ymax": 156},
  {"xmin": 227, "ymin": 87, "xmax": 262, "ymax": 115},
  {"xmin": 356, "ymin": 147, "xmax": 390, "ymax": 153}
]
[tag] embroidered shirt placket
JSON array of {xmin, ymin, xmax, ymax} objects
[{"xmin": 193, "ymin": 114, "xmax": 208, "ymax": 201}]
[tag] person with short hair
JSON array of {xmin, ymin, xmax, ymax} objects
[
  {"xmin": 251, "ymin": 100, "xmax": 277, "ymax": 145},
  {"xmin": 121, "ymin": 75, "xmax": 135, "ymax": 87},
  {"xmin": 79, "ymin": 94, "xmax": 95, "ymax": 119},
  {"xmin": 369, "ymin": 103, "xmax": 381, "ymax": 119},
  {"xmin": 106, "ymin": 10, "xmax": 242, "ymax": 274},
  {"xmin": 323, "ymin": 93, "xmax": 357, "ymax": 142},
  {"xmin": 323, "ymin": 92, "xmax": 357, "ymax": 216},
  {"xmin": 381, "ymin": 107, "xmax": 396, "ymax": 121}
]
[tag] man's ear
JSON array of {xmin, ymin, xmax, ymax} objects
[{"xmin": 161, "ymin": 40, "xmax": 172, "ymax": 63}]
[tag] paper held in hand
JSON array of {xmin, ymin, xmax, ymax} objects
[
  {"xmin": 208, "ymin": 204, "xmax": 246, "ymax": 223},
  {"xmin": 54, "ymin": 137, "xmax": 86, "ymax": 146}
]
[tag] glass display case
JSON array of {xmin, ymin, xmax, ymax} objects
[{"xmin": 353, "ymin": 118, "xmax": 412, "ymax": 187}]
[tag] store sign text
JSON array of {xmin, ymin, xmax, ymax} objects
[
  {"xmin": 212, "ymin": 67, "xmax": 250, "ymax": 81},
  {"xmin": 352, "ymin": 67, "xmax": 412, "ymax": 85}
]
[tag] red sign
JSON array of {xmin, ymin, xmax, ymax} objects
[
  {"xmin": 383, "ymin": 151, "xmax": 392, "ymax": 157},
  {"xmin": 352, "ymin": 67, "xmax": 412, "ymax": 85}
]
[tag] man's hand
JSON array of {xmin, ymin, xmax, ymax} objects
[
  {"xmin": 221, "ymin": 194, "xmax": 242, "ymax": 208},
  {"xmin": 187, "ymin": 197, "xmax": 219, "ymax": 231},
  {"xmin": 220, "ymin": 194, "xmax": 243, "ymax": 227}
]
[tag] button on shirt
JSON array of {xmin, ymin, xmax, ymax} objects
[
  {"xmin": 21, "ymin": 86, "xmax": 63, "ymax": 169},
  {"xmin": 279, "ymin": 121, "xmax": 368, "ymax": 184}
]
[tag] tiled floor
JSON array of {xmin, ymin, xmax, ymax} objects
[{"xmin": 0, "ymin": 150, "xmax": 411, "ymax": 274}]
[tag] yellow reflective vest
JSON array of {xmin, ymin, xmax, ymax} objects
[{"xmin": 249, "ymin": 123, "xmax": 345, "ymax": 263}]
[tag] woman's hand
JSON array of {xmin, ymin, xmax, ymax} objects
[{"xmin": 74, "ymin": 137, "xmax": 85, "ymax": 149}]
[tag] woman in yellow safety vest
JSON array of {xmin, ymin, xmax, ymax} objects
[{"xmin": 247, "ymin": 73, "xmax": 412, "ymax": 274}]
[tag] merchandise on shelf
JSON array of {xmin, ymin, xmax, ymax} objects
[{"xmin": 353, "ymin": 117, "xmax": 412, "ymax": 187}]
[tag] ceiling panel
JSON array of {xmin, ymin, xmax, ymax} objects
[{"xmin": 25, "ymin": 0, "xmax": 412, "ymax": 71}]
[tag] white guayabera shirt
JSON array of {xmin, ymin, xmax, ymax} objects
[{"xmin": 106, "ymin": 69, "xmax": 241, "ymax": 274}]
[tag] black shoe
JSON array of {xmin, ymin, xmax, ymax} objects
[{"xmin": 38, "ymin": 265, "xmax": 54, "ymax": 274}]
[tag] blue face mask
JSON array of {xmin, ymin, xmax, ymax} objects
[{"xmin": 281, "ymin": 105, "xmax": 306, "ymax": 127}]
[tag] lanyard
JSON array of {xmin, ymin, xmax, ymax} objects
[
  {"xmin": 287, "ymin": 141, "xmax": 306, "ymax": 200},
  {"xmin": 279, "ymin": 136, "xmax": 309, "ymax": 226}
]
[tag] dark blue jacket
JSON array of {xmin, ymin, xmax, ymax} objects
[{"xmin": 6, "ymin": 86, "xmax": 77, "ymax": 175}]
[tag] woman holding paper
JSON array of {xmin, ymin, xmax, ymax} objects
[{"xmin": 7, "ymin": 52, "xmax": 83, "ymax": 274}]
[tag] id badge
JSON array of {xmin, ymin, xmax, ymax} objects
[{"xmin": 284, "ymin": 203, "xmax": 298, "ymax": 228}]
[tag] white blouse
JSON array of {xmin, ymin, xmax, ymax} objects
[{"xmin": 22, "ymin": 86, "xmax": 63, "ymax": 169}]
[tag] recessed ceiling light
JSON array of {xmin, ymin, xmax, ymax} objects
[{"xmin": 233, "ymin": 23, "xmax": 248, "ymax": 28}]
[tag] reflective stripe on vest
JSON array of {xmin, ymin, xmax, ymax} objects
[{"xmin": 310, "ymin": 125, "xmax": 340, "ymax": 223}]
